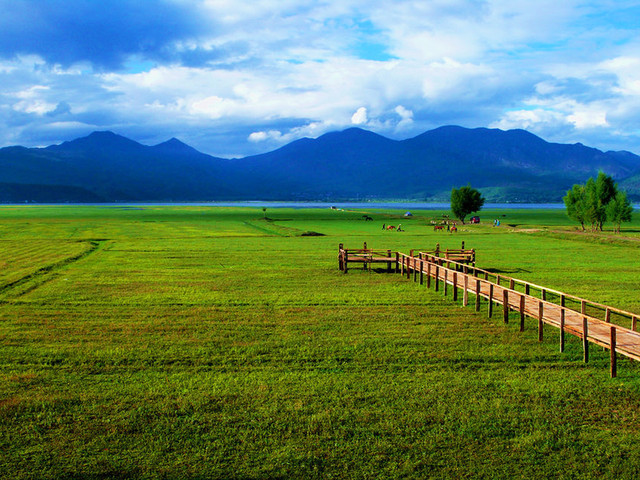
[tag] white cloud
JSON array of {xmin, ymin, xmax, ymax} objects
[
  {"xmin": 394, "ymin": 104, "xmax": 413, "ymax": 129},
  {"xmin": 567, "ymin": 110, "xmax": 608, "ymax": 129},
  {"xmin": 248, "ymin": 130, "xmax": 282, "ymax": 142},
  {"xmin": 491, "ymin": 109, "xmax": 565, "ymax": 130},
  {"xmin": 2, "ymin": 1, "xmax": 640, "ymax": 154},
  {"xmin": 351, "ymin": 106, "xmax": 368, "ymax": 125}
]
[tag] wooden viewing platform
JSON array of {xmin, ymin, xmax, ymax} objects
[
  {"xmin": 338, "ymin": 242, "xmax": 475, "ymax": 273},
  {"xmin": 338, "ymin": 243, "xmax": 395, "ymax": 273},
  {"xmin": 339, "ymin": 243, "xmax": 640, "ymax": 378}
]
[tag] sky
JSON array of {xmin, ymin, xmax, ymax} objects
[{"xmin": 2, "ymin": 0, "xmax": 640, "ymax": 158}]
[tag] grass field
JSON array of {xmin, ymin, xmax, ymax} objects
[{"xmin": 2, "ymin": 205, "xmax": 640, "ymax": 479}]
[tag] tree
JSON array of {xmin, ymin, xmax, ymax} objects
[
  {"xmin": 594, "ymin": 172, "xmax": 616, "ymax": 231},
  {"xmin": 583, "ymin": 177, "xmax": 599, "ymax": 231},
  {"xmin": 563, "ymin": 184, "xmax": 587, "ymax": 231},
  {"xmin": 606, "ymin": 190, "xmax": 633, "ymax": 233},
  {"xmin": 451, "ymin": 185, "xmax": 485, "ymax": 224},
  {"xmin": 564, "ymin": 172, "xmax": 624, "ymax": 232}
]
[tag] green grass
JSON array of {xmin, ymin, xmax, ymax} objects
[{"xmin": 2, "ymin": 205, "xmax": 640, "ymax": 479}]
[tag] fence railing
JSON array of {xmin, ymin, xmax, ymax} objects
[
  {"xmin": 337, "ymin": 242, "xmax": 640, "ymax": 378},
  {"xmin": 416, "ymin": 251, "xmax": 639, "ymax": 334},
  {"xmin": 338, "ymin": 242, "xmax": 395, "ymax": 273},
  {"xmin": 397, "ymin": 251, "xmax": 640, "ymax": 377}
]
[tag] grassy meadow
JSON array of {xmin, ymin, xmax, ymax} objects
[{"xmin": 2, "ymin": 205, "xmax": 640, "ymax": 479}]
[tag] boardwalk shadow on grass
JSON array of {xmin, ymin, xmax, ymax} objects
[{"xmin": 484, "ymin": 267, "xmax": 532, "ymax": 274}]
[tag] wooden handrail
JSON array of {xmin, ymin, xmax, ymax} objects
[
  {"xmin": 339, "ymin": 245, "xmax": 640, "ymax": 376},
  {"xmin": 417, "ymin": 251, "xmax": 638, "ymax": 326},
  {"xmin": 397, "ymin": 251, "xmax": 640, "ymax": 371}
]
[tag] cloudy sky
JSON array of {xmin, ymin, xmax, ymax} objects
[{"xmin": 1, "ymin": 0, "xmax": 640, "ymax": 157}]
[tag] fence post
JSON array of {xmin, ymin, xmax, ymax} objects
[
  {"xmin": 538, "ymin": 301, "xmax": 544, "ymax": 342},
  {"xmin": 427, "ymin": 263, "xmax": 432, "ymax": 288},
  {"xmin": 605, "ymin": 308, "xmax": 611, "ymax": 323},
  {"xmin": 395, "ymin": 252, "xmax": 399, "ymax": 274},
  {"xmin": 496, "ymin": 275, "xmax": 501, "ymax": 286},
  {"xmin": 583, "ymin": 317, "xmax": 589, "ymax": 363},
  {"xmin": 344, "ymin": 250, "xmax": 349, "ymax": 274},
  {"xmin": 610, "ymin": 327, "xmax": 617, "ymax": 378},
  {"xmin": 560, "ymin": 308, "xmax": 565, "ymax": 353},
  {"xmin": 519, "ymin": 294, "xmax": 525, "ymax": 332},
  {"xmin": 488, "ymin": 284, "xmax": 494, "ymax": 318},
  {"xmin": 463, "ymin": 275, "xmax": 469, "ymax": 306},
  {"xmin": 475, "ymin": 279, "xmax": 481, "ymax": 312},
  {"xmin": 633, "ymin": 316, "xmax": 638, "ymax": 332},
  {"xmin": 581, "ymin": 300, "xmax": 586, "ymax": 315},
  {"xmin": 503, "ymin": 289, "xmax": 509, "ymax": 324},
  {"xmin": 435, "ymin": 265, "xmax": 440, "ymax": 292},
  {"xmin": 420, "ymin": 259, "xmax": 424, "ymax": 285},
  {"xmin": 387, "ymin": 250, "xmax": 392, "ymax": 272},
  {"xmin": 443, "ymin": 270, "xmax": 448, "ymax": 296},
  {"xmin": 509, "ymin": 278, "xmax": 515, "ymax": 290},
  {"xmin": 453, "ymin": 272, "xmax": 458, "ymax": 301},
  {"xmin": 542, "ymin": 289, "xmax": 546, "ymax": 301},
  {"xmin": 525, "ymin": 284, "xmax": 530, "ymax": 296}
]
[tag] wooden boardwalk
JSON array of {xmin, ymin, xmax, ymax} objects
[
  {"xmin": 399, "ymin": 252, "xmax": 640, "ymax": 376},
  {"xmin": 339, "ymin": 243, "xmax": 640, "ymax": 377}
]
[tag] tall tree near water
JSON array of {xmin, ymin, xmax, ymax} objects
[
  {"xmin": 450, "ymin": 185, "xmax": 485, "ymax": 224},
  {"xmin": 606, "ymin": 191, "xmax": 633, "ymax": 233},
  {"xmin": 563, "ymin": 184, "xmax": 587, "ymax": 231},
  {"xmin": 594, "ymin": 172, "xmax": 616, "ymax": 230},
  {"xmin": 564, "ymin": 172, "xmax": 631, "ymax": 232}
]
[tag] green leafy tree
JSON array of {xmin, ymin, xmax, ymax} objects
[
  {"xmin": 606, "ymin": 190, "xmax": 633, "ymax": 233},
  {"xmin": 564, "ymin": 172, "xmax": 623, "ymax": 232},
  {"xmin": 450, "ymin": 185, "xmax": 485, "ymax": 224},
  {"xmin": 594, "ymin": 172, "xmax": 617, "ymax": 231},
  {"xmin": 563, "ymin": 184, "xmax": 587, "ymax": 231},
  {"xmin": 583, "ymin": 177, "xmax": 599, "ymax": 231}
]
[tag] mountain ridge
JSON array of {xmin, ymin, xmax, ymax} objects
[{"xmin": 1, "ymin": 126, "xmax": 639, "ymax": 203}]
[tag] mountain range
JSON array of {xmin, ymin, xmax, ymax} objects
[{"xmin": 1, "ymin": 126, "xmax": 640, "ymax": 203}]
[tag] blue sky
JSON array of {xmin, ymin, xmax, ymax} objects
[{"xmin": 1, "ymin": 0, "xmax": 640, "ymax": 158}]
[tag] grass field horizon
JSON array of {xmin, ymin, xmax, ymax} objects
[{"xmin": 2, "ymin": 205, "xmax": 640, "ymax": 479}]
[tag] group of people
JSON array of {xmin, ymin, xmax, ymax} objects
[{"xmin": 492, "ymin": 219, "xmax": 501, "ymax": 227}]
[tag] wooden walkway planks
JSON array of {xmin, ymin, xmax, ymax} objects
[{"xmin": 397, "ymin": 252, "xmax": 640, "ymax": 376}]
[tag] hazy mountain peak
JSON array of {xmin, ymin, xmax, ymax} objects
[
  {"xmin": 46, "ymin": 130, "xmax": 145, "ymax": 152},
  {"xmin": 152, "ymin": 137, "xmax": 201, "ymax": 154},
  {"xmin": 2, "ymin": 125, "xmax": 640, "ymax": 203}
]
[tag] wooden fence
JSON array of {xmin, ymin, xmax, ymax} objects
[
  {"xmin": 338, "ymin": 242, "xmax": 395, "ymax": 273},
  {"xmin": 338, "ymin": 242, "xmax": 640, "ymax": 378}
]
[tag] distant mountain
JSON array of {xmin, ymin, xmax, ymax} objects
[
  {"xmin": 236, "ymin": 126, "xmax": 640, "ymax": 201},
  {"xmin": 1, "ymin": 127, "xmax": 639, "ymax": 203},
  {"xmin": 0, "ymin": 131, "xmax": 239, "ymax": 202}
]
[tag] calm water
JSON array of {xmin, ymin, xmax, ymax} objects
[
  {"xmin": 6, "ymin": 201, "xmax": 640, "ymax": 210},
  {"xmin": 5, "ymin": 201, "xmax": 566, "ymax": 209}
]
